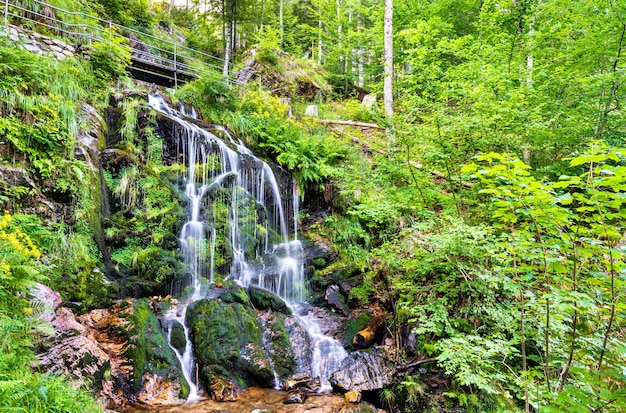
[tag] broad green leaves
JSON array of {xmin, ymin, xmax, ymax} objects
[{"xmin": 455, "ymin": 142, "xmax": 626, "ymax": 411}]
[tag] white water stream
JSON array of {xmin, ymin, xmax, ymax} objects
[{"xmin": 147, "ymin": 96, "xmax": 346, "ymax": 400}]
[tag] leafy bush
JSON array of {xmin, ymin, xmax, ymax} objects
[
  {"xmin": 88, "ymin": 28, "xmax": 132, "ymax": 80},
  {"xmin": 0, "ymin": 213, "xmax": 102, "ymax": 411}
]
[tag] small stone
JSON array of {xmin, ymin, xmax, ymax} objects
[
  {"xmin": 54, "ymin": 51, "xmax": 66, "ymax": 60},
  {"xmin": 23, "ymin": 44, "xmax": 40, "ymax": 53},
  {"xmin": 345, "ymin": 390, "xmax": 361, "ymax": 403},
  {"xmin": 43, "ymin": 38, "xmax": 53, "ymax": 45},
  {"xmin": 361, "ymin": 94, "xmax": 377, "ymax": 110},
  {"xmin": 63, "ymin": 49, "xmax": 74, "ymax": 56},
  {"xmin": 284, "ymin": 391, "xmax": 307, "ymax": 404},
  {"xmin": 304, "ymin": 104, "xmax": 318, "ymax": 118}
]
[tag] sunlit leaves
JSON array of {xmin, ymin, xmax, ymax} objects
[{"xmin": 459, "ymin": 142, "xmax": 626, "ymax": 410}]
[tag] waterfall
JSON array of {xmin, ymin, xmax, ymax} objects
[{"xmin": 148, "ymin": 95, "xmax": 346, "ymax": 399}]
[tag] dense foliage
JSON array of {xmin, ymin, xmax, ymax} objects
[{"xmin": 0, "ymin": 0, "xmax": 625, "ymax": 411}]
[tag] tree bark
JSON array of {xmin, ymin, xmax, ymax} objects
[
  {"xmin": 353, "ymin": 315, "xmax": 386, "ymax": 348},
  {"xmin": 279, "ymin": 0, "xmax": 284, "ymax": 49},
  {"xmin": 383, "ymin": 0, "xmax": 393, "ymax": 119},
  {"xmin": 318, "ymin": 119, "xmax": 381, "ymax": 128},
  {"xmin": 318, "ymin": 2, "xmax": 323, "ymax": 64}
]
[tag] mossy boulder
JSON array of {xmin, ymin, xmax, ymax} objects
[
  {"xmin": 259, "ymin": 312, "xmax": 296, "ymax": 380},
  {"xmin": 221, "ymin": 284, "xmax": 251, "ymax": 305},
  {"xmin": 249, "ymin": 286, "xmax": 292, "ymax": 315},
  {"xmin": 187, "ymin": 299, "xmax": 275, "ymax": 391},
  {"xmin": 167, "ymin": 320, "xmax": 186, "ymax": 354},
  {"xmin": 123, "ymin": 299, "xmax": 189, "ymax": 399}
]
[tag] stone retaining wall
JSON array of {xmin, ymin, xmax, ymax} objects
[{"xmin": 4, "ymin": 25, "xmax": 79, "ymax": 60}]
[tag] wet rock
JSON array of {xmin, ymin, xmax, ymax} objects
[
  {"xmin": 336, "ymin": 401, "xmax": 377, "ymax": 413},
  {"xmin": 220, "ymin": 284, "xmax": 250, "ymax": 305},
  {"xmin": 188, "ymin": 299, "xmax": 274, "ymax": 389},
  {"xmin": 345, "ymin": 390, "xmax": 361, "ymax": 403},
  {"xmin": 38, "ymin": 330, "xmax": 111, "ymax": 386},
  {"xmin": 284, "ymin": 376, "xmax": 320, "ymax": 392},
  {"xmin": 283, "ymin": 316, "xmax": 313, "ymax": 378},
  {"xmin": 325, "ymin": 285, "xmax": 349, "ymax": 316},
  {"xmin": 329, "ymin": 347, "xmax": 396, "ymax": 392},
  {"xmin": 284, "ymin": 391, "xmax": 307, "ymax": 404},
  {"xmin": 338, "ymin": 278, "xmax": 359, "ymax": 296},
  {"xmin": 124, "ymin": 299, "xmax": 189, "ymax": 400},
  {"xmin": 167, "ymin": 320, "xmax": 186, "ymax": 354},
  {"xmin": 249, "ymin": 286, "xmax": 291, "ymax": 315},
  {"xmin": 259, "ymin": 311, "xmax": 296, "ymax": 381},
  {"xmin": 136, "ymin": 371, "xmax": 184, "ymax": 405},
  {"xmin": 210, "ymin": 375, "xmax": 240, "ymax": 402}
]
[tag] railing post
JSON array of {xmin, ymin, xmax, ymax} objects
[
  {"xmin": 174, "ymin": 43, "xmax": 178, "ymax": 87},
  {"xmin": 4, "ymin": 0, "xmax": 9, "ymax": 27}
]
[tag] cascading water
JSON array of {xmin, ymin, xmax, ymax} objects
[{"xmin": 147, "ymin": 95, "xmax": 346, "ymax": 399}]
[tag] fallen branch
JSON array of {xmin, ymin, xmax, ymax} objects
[
  {"xmin": 397, "ymin": 357, "xmax": 438, "ymax": 371},
  {"xmin": 332, "ymin": 133, "xmax": 473, "ymax": 188},
  {"xmin": 430, "ymin": 170, "xmax": 473, "ymax": 188},
  {"xmin": 353, "ymin": 315, "xmax": 386, "ymax": 349},
  {"xmin": 318, "ymin": 119, "xmax": 382, "ymax": 129}
]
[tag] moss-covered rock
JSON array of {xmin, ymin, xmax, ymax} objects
[
  {"xmin": 168, "ymin": 320, "xmax": 186, "ymax": 354},
  {"xmin": 123, "ymin": 299, "xmax": 189, "ymax": 399},
  {"xmin": 260, "ymin": 312, "xmax": 296, "ymax": 380},
  {"xmin": 249, "ymin": 286, "xmax": 292, "ymax": 315},
  {"xmin": 344, "ymin": 312, "xmax": 371, "ymax": 349},
  {"xmin": 221, "ymin": 284, "xmax": 251, "ymax": 306},
  {"xmin": 187, "ymin": 299, "xmax": 275, "ymax": 392}
]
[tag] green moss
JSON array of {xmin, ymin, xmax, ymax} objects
[
  {"xmin": 187, "ymin": 299, "xmax": 273, "ymax": 390},
  {"xmin": 248, "ymin": 286, "xmax": 292, "ymax": 315},
  {"xmin": 222, "ymin": 285, "xmax": 251, "ymax": 306},
  {"xmin": 344, "ymin": 312, "xmax": 371, "ymax": 349},
  {"xmin": 265, "ymin": 313, "xmax": 295, "ymax": 379},
  {"xmin": 124, "ymin": 299, "xmax": 188, "ymax": 398}
]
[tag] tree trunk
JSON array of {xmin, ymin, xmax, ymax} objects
[
  {"xmin": 318, "ymin": 4, "xmax": 323, "ymax": 64},
  {"xmin": 383, "ymin": 0, "xmax": 393, "ymax": 119},
  {"xmin": 352, "ymin": 315, "xmax": 386, "ymax": 348},
  {"xmin": 279, "ymin": 0, "xmax": 284, "ymax": 49}
]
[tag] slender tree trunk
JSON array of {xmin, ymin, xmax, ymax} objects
[
  {"xmin": 337, "ymin": 0, "xmax": 343, "ymax": 73},
  {"xmin": 594, "ymin": 22, "xmax": 625, "ymax": 138},
  {"xmin": 383, "ymin": 0, "xmax": 393, "ymax": 119},
  {"xmin": 318, "ymin": 3, "xmax": 323, "ymax": 64},
  {"xmin": 279, "ymin": 0, "xmax": 284, "ymax": 49},
  {"xmin": 222, "ymin": 0, "xmax": 229, "ymax": 77}
]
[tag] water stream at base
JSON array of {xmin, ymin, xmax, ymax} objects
[{"xmin": 147, "ymin": 96, "xmax": 347, "ymax": 400}]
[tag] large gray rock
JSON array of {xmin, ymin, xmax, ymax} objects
[
  {"xmin": 34, "ymin": 284, "xmax": 112, "ymax": 393},
  {"xmin": 329, "ymin": 347, "xmax": 396, "ymax": 392},
  {"xmin": 0, "ymin": 165, "xmax": 37, "ymax": 189},
  {"xmin": 325, "ymin": 285, "xmax": 350, "ymax": 316}
]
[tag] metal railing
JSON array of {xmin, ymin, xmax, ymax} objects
[{"xmin": 2, "ymin": 0, "xmax": 243, "ymax": 86}]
